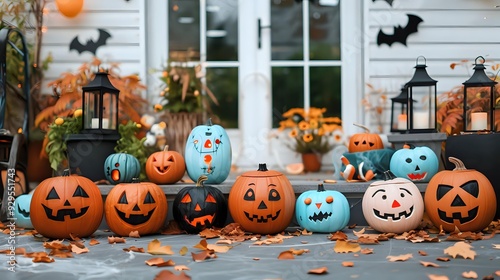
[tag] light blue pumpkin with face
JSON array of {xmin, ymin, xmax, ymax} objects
[
  {"xmin": 389, "ymin": 144, "xmax": 438, "ymax": 183},
  {"xmin": 295, "ymin": 184, "xmax": 350, "ymax": 233},
  {"xmin": 185, "ymin": 119, "xmax": 232, "ymax": 184},
  {"xmin": 13, "ymin": 193, "xmax": 33, "ymax": 228}
]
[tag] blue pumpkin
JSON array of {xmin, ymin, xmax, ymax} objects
[
  {"xmin": 295, "ymin": 184, "xmax": 350, "ymax": 233},
  {"xmin": 184, "ymin": 119, "xmax": 232, "ymax": 184},
  {"xmin": 13, "ymin": 193, "xmax": 33, "ymax": 228},
  {"xmin": 389, "ymin": 144, "xmax": 438, "ymax": 183},
  {"xmin": 104, "ymin": 153, "xmax": 141, "ymax": 184}
]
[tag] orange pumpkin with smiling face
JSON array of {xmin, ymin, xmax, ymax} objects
[
  {"xmin": 145, "ymin": 145, "xmax": 186, "ymax": 184},
  {"xmin": 228, "ymin": 163, "xmax": 295, "ymax": 234},
  {"xmin": 348, "ymin": 124, "xmax": 384, "ymax": 153}
]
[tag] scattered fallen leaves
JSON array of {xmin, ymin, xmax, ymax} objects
[
  {"xmin": 420, "ymin": 261, "xmax": 440, "ymax": 267},
  {"xmin": 148, "ymin": 239, "xmax": 174, "ymax": 255},
  {"xmin": 334, "ymin": 240, "xmax": 361, "ymax": 253},
  {"xmin": 492, "ymin": 244, "xmax": 500, "ymax": 249},
  {"xmin": 327, "ymin": 231, "xmax": 347, "ymax": 241},
  {"xmin": 70, "ymin": 244, "xmax": 89, "ymax": 254},
  {"xmin": 360, "ymin": 248, "xmax": 374, "ymax": 255},
  {"xmin": 357, "ymin": 236, "xmax": 379, "ymax": 244},
  {"xmin": 386, "ymin": 253, "xmax": 412, "ymax": 262},
  {"xmin": 123, "ymin": 246, "xmax": 145, "ymax": 253},
  {"xmin": 145, "ymin": 257, "xmax": 175, "ymax": 267},
  {"xmin": 461, "ymin": 271, "xmax": 478, "ymax": 279},
  {"xmin": 277, "ymin": 250, "xmax": 295, "ymax": 260},
  {"xmin": 199, "ymin": 228, "xmax": 221, "ymax": 239},
  {"xmin": 436, "ymin": 257, "xmax": 450, "ymax": 262},
  {"xmin": 307, "ymin": 266, "xmax": 328, "ymax": 274},
  {"xmin": 427, "ymin": 274, "xmax": 449, "ymax": 280},
  {"xmin": 179, "ymin": 246, "xmax": 188, "ymax": 256},
  {"xmin": 89, "ymin": 239, "xmax": 100, "ymax": 246},
  {"xmin": 154, "ymin": 270, "xmax": 191, "ymax": 280},
  {"xmin": 191, "ymin": 250, "xmax": 216, "ymax": 262},
  {"xmin": 129, "ymin": 231, "xmax": 140, "ymax": 238},
  {"xmin": 443, "ymin": 241, "xmax": 476, "ymax": 260},
  {"xmin": 108, "ymin": 236, "xmax": 126, "ymax": 244},
  {"xmin": 194, "ymin": 239, "xmax": 232, "ymax": 253},
  {"xmin": 342, "ymin": 261, "xmax": 354, "ymax": 267},
  {"xmin": 174, "ymin": 265, "xmax": 190, "ymax": 271},
  {"xmin": 0, "ymin": 247, "xmax": 26, "ymax": 255},
  {"xmin": 32, "ymin": 255, "xmax": 55, "ymax": 263}
]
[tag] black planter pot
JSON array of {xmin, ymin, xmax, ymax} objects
[
  {"xmin": 65, "ymin": 133, "xmax": 120, "ymax": 181},
  {"xmin": 445, "ymin": 133, "xmax": 500, "ymax": 219}
]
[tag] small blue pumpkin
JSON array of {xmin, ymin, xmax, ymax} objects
[
  {"xmin": 13, "ymin": 193, "xmax": 33, "ymax": 228},
  {"xmin": 104, "ymin": 153, "xmax": 141, "ymax": 184},
  {"xmin": 389, "ymin": 144, "xmax": 438, "ymax": 182},
  {"xmin": 184, "ymin": 119, "xmax": 232, "ymax": 184},
  {"xmin": 295, "ymin": 184, "xmax": 350, "ymax": 233}
]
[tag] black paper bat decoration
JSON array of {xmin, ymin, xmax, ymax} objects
[
  {"xmin": 69, "ymin": 29, "xmax": 111, "ymax": 55},
  {"xmin": 372, "ymin": 0, "xmax": 393, "ymax": 6},
  {"xmin": 377, "ymin": 14, "xmax": 423, "ymax": 47}
]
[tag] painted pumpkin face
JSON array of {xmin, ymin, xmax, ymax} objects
[
  {"xmin": 348, "ymin": 124, "xmax": 384, "ymax": 153},
  {"xmin": 173, "ymin": 176, "xmax": 227, "ymax": 233},
  {"xmin": 424, "ymin": 157, "xmax": 496, "ymax": 232},
  {"xmin": 184, "ymin": 119, "xmax": 232, "ymax": 184},
  {"xmin": 105, "ymin": 180, "xmax": 167, "ymax": 236},
  {"xmin": 390, "ymin": 144, "xmax": 438, "ymax": 182},
  {"xmin": 362, "ymin": 171, "xmax": 424, "ymax": 233},
  {"xmin": 104, "ymin": 153, "xmax": 141, "ymax": 185},
  {"xmin": 30, "ymin": 171, "xmax": 103, "ymax": 239},
  {"xmin": 228, "ymin": 164, "xmax": 295, "ymax": 234},
  {"xmin": 295, "ymin": 184, "xmax": 350, "ymax": 233},
  {"xmin": 13, "ymin": 194, "xmax": 33, "ymax": 229},
  {"xmin": 146, "ymin": 145, "xmax": 186, "ymax": 184}
]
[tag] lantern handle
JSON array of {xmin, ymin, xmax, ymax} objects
[
  {"xmin": 415, "ymin": 55, "xmax": 426, "ymax": 66},
  {"xmin": 474, "ymin": 56, "xmax": 485, "ymax": 65}
]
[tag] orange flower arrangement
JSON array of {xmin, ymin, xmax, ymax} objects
[{"xmin": 278, "ymin": 107, "xmax": 343, "ymax": 155}]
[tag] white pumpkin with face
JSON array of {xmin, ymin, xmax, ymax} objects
[{"xmin": 362, "ymin": 172, "xmax": 424, "ymax": 233}]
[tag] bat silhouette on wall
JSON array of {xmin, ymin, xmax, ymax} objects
[
  {"xmin": 372, "ymin": 0, "xmax": 393, "ymax": 6},
  {"xmin": 377, "ymin": 14, "xmax": 423, "ymax": 47},
  {"xmin": 70, "ymin": 29, "xmax": 112, "ymax": 55}
]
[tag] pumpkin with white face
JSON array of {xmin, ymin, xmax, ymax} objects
[
  {"xmin": 362, "ymin": 171, "xmax": 424, "ymax": 233},
  {"xmin": 389, "ymin": 144, "xmax": 438, "ymax": 182},
  {"xmin": 296, "ymin": 184, "xmax": 350, "ymax": 233}
]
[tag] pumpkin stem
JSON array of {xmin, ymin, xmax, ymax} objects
[
  {"xmin": 131, "ymin": 178, "xmax": 140, "ymax": 183},
  {"xmin": 163, "ymin": 145, "xmax": 169, "ymax": 152},
  {"xmin": 403, "ymin": 143, "xmax": 415, "ymax": 149},
  {"xmin": 383, "ymin": 170, "xmax": 397, "ymax": 181},
  {"xmin": 317, "ymin": 183, "xmax": 326, "ymax": 192},
  {"xmin": 353, "ymin": 123, "xmax": 370, "ymax": 133},
  {"xmin": 206, "ymin": 118, "xmax": 213, "ymax": 126},
  {"xmin": 257, "ymin": 163, "xmax": 268, "ymax": 172},
  {"xmin": 448, "ymin": 157, "xmax": 467, "ymax": 171},
  {"xmin": 197, "ymin": 175, "xmax": 208, "ymax": 187},
  {"xmin": 62, "ymin": 169, "xmax": 70, "ymax": 176}
]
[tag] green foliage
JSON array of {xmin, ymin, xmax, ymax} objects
[{"xmin": 45, "ymin": 116, "xmax": 82, "ymax": 171}]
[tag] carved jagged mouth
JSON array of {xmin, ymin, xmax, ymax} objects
[
  {"xmin": 17, "ymin": 204, "xmax": 30, "ymax": 218},
  {"xmin": 43, "ymin": 204, "xmax": 89, "ymax": 222},
  {"xmin": 185, "ymin": 214, "xmax": 215, "ymax": 227},
  {"xmin": 438, "ymin": 206, "xmax": 478, "ymax": 224},
  {"xmin": 244, "ymin": 210, "xmax": 281, "ymax": 223},
  {"xmin": 407, "ymin": 172, "xmax": 427, "ymax": 181},
  {"xmin": 115, "ymin": 207, "xmax": 156, "ymax": 225},
  {"xmin": 308, "ymin": 211, "xmax": 332, "ymax": 222},
  {"xmin": 373, "ymin": 206, "xmax": 414, "ymax": 221}
]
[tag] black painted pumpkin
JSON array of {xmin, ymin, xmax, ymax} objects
[{"xmin": 173, "ymin": 175, "xmax": 227, "ymax": 233}]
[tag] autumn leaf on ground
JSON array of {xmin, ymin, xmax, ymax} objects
[
  {"xmin": 43, "ymin": 240, "xmax": 71, "ymax": 250},
  {"xmin": 278, "ymin": 250, "xmax": 294, "ymax": 260},
  {"xmin": 191, "ymin": 250, "xmax": 216, "ymax": 262},
  {"xmin": 386, "ymin": 253, "xmax": 412, "ymax": 262},
  {"xmin": 436, "ymin": 257, "xmax": 450, "ymax": 262},
  {"xmin": 492, "ymin": 244, "xmax": 500, "ymax": 249},
  {"xmin": 69, "ymin": 233, "xmax": 82, "ymax": 241},
  {"xmin": 49, "ymin": 249, "xmax": 73, "ymax": 258},
  {"xmin": 289, "ymin": 248, "xmax": 308, "ymax": 255},
  {"xmin": 342, "ymin": 261, "xmax": 354, "ymax": 267},
  {"xmin": 418, "ymin": 250, "xmax": 428, "ymax": 256},
  {"xmin": 193, "ymin": 239, "xmax": 209, "ymax": 250},
  {"xmin": 123, "ymin": 246, "xmax": 145, "ymax": 253},
  {"xmin": 179, "ymin": 246, "xmax": 188, "ymax": 256},
  {"xmin": 207, "ymin": 243, "xmax": 232, "ymax": 253},
  {"xmin": 328, "ymin": 231, "xmax": 348, "ymax": 241},
  {"xmin": 0, "ymin": 247, "xmax": 26, "ymax": 255},
  {"xmin": 32, "ymin": 256, "xmax": 55, "ymax": 263},
  {"xmin": 420, "ymin": 261, "xmax": 440, "ymax": 267},
  {"xmin": 145, "ymin": 257, "xmax": 175, "ymax": 267},
  {"xmin": 199, "ymin": 228, "xmax": 221, "ymax": 239},
  {"xmin": 308, "ymin": 267, "xmax": 328, "ymax": 274},
  {"xmin": 148, "ymin": 239, "xmax": 174, "ymax": 255},
  {"xmin": 154, "ymin": 270, "xmax": 191, "ymax": 280},
  {"xmin": 174, "ymin": 265, "xmax": 190, "ymax": 271},
  {"xmin": 443, "ymin": 241, "xmax": 476, "ymax": 260},
  {"xmin": 220, "ymin": 223, "xmax": 245, "ymax": 236},
  {"xmin": 357, "ymin": 236, "xmax": 379, "ymax": 244},
  {"xmin": 70, "ymin": 244, "xmax": 89, "ymax": 254},
  {"xmin": 360, "ymin": 248, "xmax": 374, "ymax": 255},
  {"xmin": 301, "ymin": 228, "xmax": 313, "ymax": 235},
  {"xmin": 461, "ymin": 271, "xmax": 478, "ymax": 279},
  {"xmin": 89, "ymin": 239, "xmax": 100, "ymax": 246},
  {"xmin": 129, "ymin": 231, "xmax": 140, "ymax": 238},
  {"xmin": 334, "ymin": 240, "xmax": 361, "ymax": 253},
  {"xmin": 108, "ymin": 236, "xmax": 126, "ymax": 244},
  {"xmin": 427, "ymin": 274, "xmax": 449, "ymax": 280}
]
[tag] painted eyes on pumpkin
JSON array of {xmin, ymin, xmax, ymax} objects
[
  {"xmin": 304, "ymin": 198, "xmax": 312, "ymax": 205},
  {"xmin": 47, "ymin": 187, "xmax": 60, "ymax": 200},
  {"xmin": 244, "ymin": 188, "xmax": 255, "ymax": 201},
  {"xmin": 73, "ymin": 186, "xmax": 89, "ymax": 198},
  {"xmin": 353, "ymin": 141, "xmax": 375, "ymax": 147},
  {"xmin": 268, "ymin": 189, "xmax": 280, "ymax": 201},
  {"xmin": 405, "ymin": 155, "xmax": 427, "ymax": 163},
  {"xmin": 326, "ymin": 196, "xmax": 334, "ymax": 203}
]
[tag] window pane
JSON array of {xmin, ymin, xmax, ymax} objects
[
  {"xmin": 169, "ymin": 0, "xmax": 200, "ymax": 60},
  {"xmin": 272, "ymin": 67, "xmax": 304, "ymax": 127},
  {"xmin": 206, "ymin": 0, "xmax": 238, "ymax": 61},
  {"xmin": 309, "ymin": 1, "xmax": 340, "ymax": 60},
  {"xmin": 271, "ymin": 0, "xmax": 303, "ymax": 61},
  {"xmin": 206, "ymin": 67, "xmax": 239, "ymax": 128},
  {"xmin": 310, "ymin": 66, "xmax": 341, "ymax": 117}
]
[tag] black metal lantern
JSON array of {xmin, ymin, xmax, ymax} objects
[
  {"xmin": 81, "ymin": 71, "xmax": 120, "ymax": 135},
  {"xmin": 462, "ymin": 56, "xmax": 497, "ymax": 132},
  {"xmin": 390, "ymin": 86, "xmax": 409, "ymax": 133},
  {"xmin": 405, "ymin": 56, "xmax": 437, "ymax": 133}
]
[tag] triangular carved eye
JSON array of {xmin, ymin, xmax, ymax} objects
[
  {"xmin": 119, "ymin": 192, "xmax": 128, "ymax": 204},
  {"xmin": 181, "ymin": 194, "xmax": 192, "ymax": 203},
  {"xmin": 73, "ymin": 186, "xmax": 89, "ymax": 198},
  {"xmin": 461, "ymin": 181, "xmax": 479, "ymax": 198},
  {"xmin": 144, "ymin": 191, "xmax": 155, "ymax": 204},
  {"xmin": 205, "ymin": 194, "xmax": 216, "ymax": 203},
  {"xmin": 437, "ymin": 184, "xmax": 453, "ymax": 200},
  {"xmin": 47, "ymin": 187, "xmax": 60, "ymax": 200}
]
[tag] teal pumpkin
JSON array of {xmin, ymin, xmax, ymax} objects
[
  {"xmin": 104, "ymin": 153, "xmax": 141, "ymax": 185},
  {"xmin": 184, "ymin": 119, "xmax": 232, "ymax": 184},
  {"xmin": 13, "ymin": 193, "xmax": 33, "ymax": 228},
  {"xmin": 295, "ymin": 184, "xmax": 350, "ymax": 233},
  {"xmin": 389, "ymin": 144, "xmax": 438, "ymax": 183}
]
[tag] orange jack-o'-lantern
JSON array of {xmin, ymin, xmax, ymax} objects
[
  {"xmin": 424, "ymin": 157, "xmax": 496, "ymax": 232},
  {"xmin": 348, "ymin": 123, "xmax": 384, "ymax": 153},
  {"xmin": 105, "ymin": 179, "xmax": 167, "ymax": 236},
  {"xmin": 30, "ymin": 170, "xmax": 103, "ymax": 239},
  {"xmin": 228, "ymin": 163, "xmax": 295, "ymax": 234},
  {"xmin": 145, "ymin": 145, "xmax": 186, "ymax": 184}
]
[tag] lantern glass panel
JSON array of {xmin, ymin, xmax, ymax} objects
[
  {"xmin": 390, "ymin": 101, "xmax": 407, "ymax": 132},
  {"xmin": 83, "ymin": 90, "xmax": 100, "ymax": 130},
  {"xmin": 466, "ymin": 86, "xmax": 491, "ymax": 131},
  {"xmin": 408, "ymin": 85, "xmax": 436, "ymax": 131},
  {"xmin": 102, "ymin": 92, "xmax": 117, "ymax": 130}
]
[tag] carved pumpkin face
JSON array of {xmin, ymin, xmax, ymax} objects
[
  {"xmin": 30, "ymin": 171, "xmax": 104, "ymax": 239},
  {"xmin": 390, "ymin": 144, "xmax": 438, "ymax": 182},
  {"xmin": 228, "ymin": 164, "xmax": 295, "ymax": 234},
  {"xmin": 184, "ymin": 119, "xmax": 232, "ymax": 184},
  {"xmin": 104, "ymin": 180, "xmax": 167, "ymax": 236},
  {"xmin": 173, "ymin": 176, "xmax": 227, "ymax": 233},
  {"xmin": 295, "ymin": 184, "xmax": 350, "ymax": 233},
  {"xmin": 348, "ymin": 124, "xmax": 384, "ymax": 153},
  {"xmin": 362, "ymin": 171, "xmax": 424, "ymax": 233},
  {"xmin": 104, "ymin": 153, "xmax": 141, "ymax": 185},
  {"xmin": 13, "ymin": 194, "xmax": 33, "ymax": 229},
  {"xmin": 146, "ymin": 145, "xmax": 186, "ymax": 184},
  {"xmin": 424, "ymin": 157, "xmax": 496, "ymax": 232}
]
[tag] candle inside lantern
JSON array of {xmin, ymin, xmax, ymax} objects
[
  {"xmin": 471, "ymin": 112, "xmax": 487, "ymax": 130},
  {"xmin": 397, "ymin": 114, "xmax": 407, "ymax": 130},
  {"xmin": 413, "ymin": 111, "xmax": 429, "ymax": 129},
  {"xmin": 91, "ymin": 118, "xmax": 109, "ymax": 129}
]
